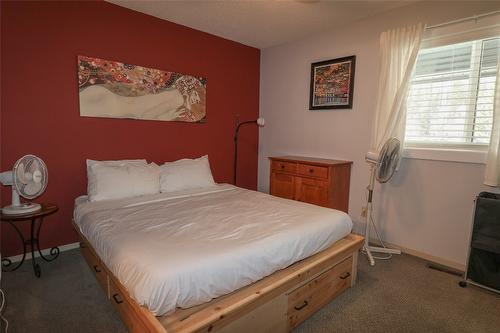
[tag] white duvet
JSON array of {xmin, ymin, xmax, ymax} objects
[{"xmin": 74, "ymin": 184, "xmax": 352, "ymax": 316}]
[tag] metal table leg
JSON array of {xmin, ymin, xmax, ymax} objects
[
  {"xmin": 35, "ymin": 216, "xmax": 60, "ymax": 262},
  {"xmin": 1, "ymin": 221, "xmax": 27, "ymax": 272},
  {"xmin": 30, "ymin": 218, "xmax": 41, "ymax": 278}
]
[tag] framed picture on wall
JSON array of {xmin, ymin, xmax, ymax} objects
[
  {"xmin": 309, "ymin": 55, "xmax": 356, "ymax": 110},
  {"xmin": 77, "ymin": 55, "xmax": 207, "ymax": 123}
]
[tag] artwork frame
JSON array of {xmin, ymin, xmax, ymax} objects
[
  {"xmin": 309, "ymin": 55, "xmax": 356, "ymax": 110},
  {"xmin": 77, "ymin": 55, "xmax": 207, "ymax": 123}
]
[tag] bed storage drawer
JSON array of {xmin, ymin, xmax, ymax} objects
[
  {"xmin": 287, "ymin": 256, "xmax": 353, "ymax": 329},
  {"xmin": 109, "ymin": 278, "xmax": 152, "ymax": 333},
  {"xmin": 80, "ymin": 242, "xmax": 109, "ymax": 297}
]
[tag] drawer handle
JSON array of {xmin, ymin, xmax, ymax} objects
[
  {"xmin": 340, "ymin": 272, "xmax": 351, "ymax": 280},
  {"xmin": 93, "ymin": 265, "xmax": 101, "ymax": 273},
  {"xmin": 309, "ymin": 168, "xmax": 314, "ymax": 173},
  {"xmin": 294, "ymin": 300, "xmax": 309, "ymax": 311},
  {"xmin": 281, "ymin": 164, "xmax": 285, "ymax": 169},
  {"xmin": 112, "ymin": 293, "xmax": 124, "ymax": 304}
]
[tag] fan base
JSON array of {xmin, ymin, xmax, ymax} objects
[
  {"xmin": 364, "ymin": 245, "xmax": 402, "ymax": 266},
  {"xmin": 2, "ymin": 203, "xmax": 41, "ymax": 216}
]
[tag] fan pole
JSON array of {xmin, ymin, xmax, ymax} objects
[
  {"xmin": 364, "ymin": 164, "xmax": 376, "ymax": 266},
  {"xmin": 364, "ymin": 163, "xmax": 402, "ymax": 266}
]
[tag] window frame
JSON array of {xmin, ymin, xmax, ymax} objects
[
  {"xmin": 403, "ymin": 145, "xmax": 487, "ymax": 164},
  {"xmin": 403, "ymin": 19, "xmax": 500, "ymax": 163}
]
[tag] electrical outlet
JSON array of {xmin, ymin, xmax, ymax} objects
[{"xmin": 361, "ymin": 206, "xmax": 367, "ymax": 217}]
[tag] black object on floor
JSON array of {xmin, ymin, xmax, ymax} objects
[{"xmin": 461, "ymin": 192, "xmax": 500, "ymax": 293}]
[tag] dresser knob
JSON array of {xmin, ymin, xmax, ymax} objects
[
  {"xmin": 309, "ymin": 169, "xmax": 314, "ymax": 173},
  {"xmin": 281, "ymin": 164, "xmax": 285, "ymax": 169}
]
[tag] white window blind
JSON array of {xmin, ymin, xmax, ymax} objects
[{"xmin": 405, "ymin": 37, "xmax": 499, "ymax": 147}]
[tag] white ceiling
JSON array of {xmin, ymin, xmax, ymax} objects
[{"xmin": 107, "ymin": 0, "xmax": 416, "ymax": 49}]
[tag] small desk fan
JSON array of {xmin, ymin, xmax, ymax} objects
[
  {"xmin": 0, "ymin": 155, "xmax": 48, "ymax": 215},
  {"xmin": 363, "ymin": 138, "xmax": 402, "ymax": 266}
]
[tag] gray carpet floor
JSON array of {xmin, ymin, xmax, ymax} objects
[{"xmin": 1, "ymin": 249, "xmax": 499, "ymax": 333}]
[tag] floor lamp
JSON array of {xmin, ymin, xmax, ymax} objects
[{"xmin": 233, "ymin": 117, "xmax": 265, "ymax": 185}]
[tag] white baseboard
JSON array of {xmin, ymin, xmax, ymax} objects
[
  {"xmin": 386, "ymin": 242, "xmax": 465, "ymax": 272},
  {"xmin": 357, "ymin": 234, "xmax": 466, "ymax": 272},
  {"xmin": 5, "ymin": 242, "xmax": 80, "ymax": 263}
]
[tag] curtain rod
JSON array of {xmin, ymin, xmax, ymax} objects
[{"xmin": 426, "ymin": 10, "xmax": 500, "ymax": 30}]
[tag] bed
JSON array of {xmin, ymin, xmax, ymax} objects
[{"xmin": 73, "ymin": 184, "xmax": 363, "ymax": 333}]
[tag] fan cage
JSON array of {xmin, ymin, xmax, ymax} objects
[
  {"xmin": 13, "ymin": 154, "xmax": 48, "ymax": 199},
  {"xmin": 376, "ymin": 138, "xmax": 400, "ymax": 183}
]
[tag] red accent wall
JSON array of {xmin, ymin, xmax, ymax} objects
[{"xmin": 0, "ymin": 1, "xmax": 260, "ymax": 256}]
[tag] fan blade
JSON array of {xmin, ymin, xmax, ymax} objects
[
  {"xmin": 23, "ymin": 181, "xmax": 42, "ymax": 196},
  {"xmin": 16, "ymin": 163, "xmax": 29, "ymax": 184},
  {"xmin": 29, "ymin": 158, "xmax": 40, "ymax": 173}
]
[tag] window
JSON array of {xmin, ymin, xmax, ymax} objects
[{"xmin": 405, "ymin": 37, "xmax": 499, "ymax": 148}]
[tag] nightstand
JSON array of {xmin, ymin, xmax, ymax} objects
[{"xmin": 1, "ymin": 203, "xmax": 59, "ymax": 277}]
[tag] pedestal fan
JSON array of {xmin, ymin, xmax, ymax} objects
[{"xmin": 363, "ymin": 138, "xmax": 402, "ymax": 266}]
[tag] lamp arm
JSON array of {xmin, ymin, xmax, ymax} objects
[
  {"xmin": 233, "ymin": 120, "xmax": 258, "ymax": 185},
  {"xmin": 234, "ymin": 120, "xmax": 257, "ymax": 141}
]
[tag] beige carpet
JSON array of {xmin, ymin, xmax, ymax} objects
[
  {"xmin": 295, "ymin": 253, "xmax": 500, "ymax": 333},
  {"xmin": 1, "ymin": 249, "xmax": 499, "ymax": 333}
]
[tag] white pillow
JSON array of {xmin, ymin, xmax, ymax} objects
[
  {"xmin": 87, "ymin": 162, "xmax": 160, "ymax": 201},
  {"xmin": 86, "ymin": 159, "xmax": 146, "ymax": 173},
  {"xmin": 86, "ymin": 159, "xmax": 147, "ymax": 166},
  {"xmin": 160, "ymin": 155, "xmax": 216, "ymax": 193}
]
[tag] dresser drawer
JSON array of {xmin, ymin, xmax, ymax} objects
[
  {"xmin": 272, "ymin": 160, "xmax": 297, "ymax": 173},
  {"xmin": 287, "ymin": 256, "xmax": 353, "ymax": 329},
  {"xmin": 80, "ymin": 243, "xmax": 109, "ymax": 297},
  {"xmin": 297, "ymin": 164, "xmax": 328, "ymax": 179}
]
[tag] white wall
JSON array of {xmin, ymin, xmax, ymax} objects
[{"xmin": 258, "ymin": 1, "xmax": 500, "ymax": 267}]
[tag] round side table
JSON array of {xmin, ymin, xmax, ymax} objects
[{"xmin": 1, "ymin": 203, "xmax": 59, "ymax": 278}]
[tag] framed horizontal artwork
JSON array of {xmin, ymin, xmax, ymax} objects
[
  {"xmin": 78, "ymin": 55, "xmax": 207, "ymax": 122},
  {"xmin": 309, "ymin": 55, "xmax": 356, "ymax": 110}
]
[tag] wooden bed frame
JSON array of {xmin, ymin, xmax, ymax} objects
[{"xmin": 74, "ymin": 221, "xmax": 363, "ymax": 333}]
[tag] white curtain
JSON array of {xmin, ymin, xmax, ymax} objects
[
  {"xmin": 370, "ymin": 24, "xmax": 425, "ymax": 154},
  {"xmin": 484, "ymin": 65, "xmax": 500, "ymax": 187}
]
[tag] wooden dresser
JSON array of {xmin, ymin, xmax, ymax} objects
[{"xmin": 269, "ymin": 156, "xmax": 352, "ymax": 213}]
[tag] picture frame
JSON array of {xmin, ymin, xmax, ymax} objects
[
  {"xmin": 309, "ymin": 55, "xmax": 356, "ymax": 110},
  {"xmin": 78, "ymin": 55, "xmax": 207, "ymax": 123}
]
